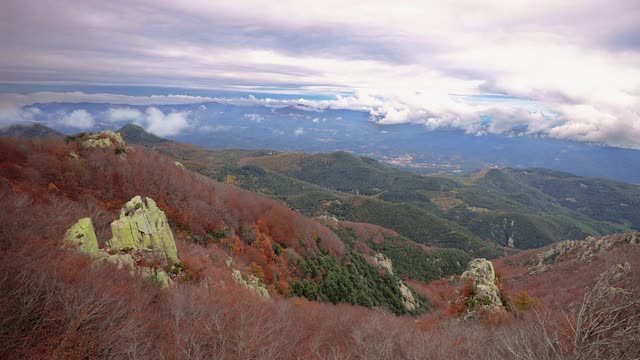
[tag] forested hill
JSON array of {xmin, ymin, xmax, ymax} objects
[{"xmin": 118, "ymin": 124, "xmax": 638, "ymax": 252}]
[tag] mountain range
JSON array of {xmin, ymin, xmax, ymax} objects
[{"xmin": 15, "ymin": 101, "xmax": 640, "ymax": 183}]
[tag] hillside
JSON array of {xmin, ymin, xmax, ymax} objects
[
  {"xmin": 1, "ymin": 129, "xmax": 639, "ymax": 359},
  {"xmin": 0, "ymin": 132, "xmax": 440, "ymax": 316},
  {"xmin": 0, "ymin": 123, "xmax": 63, "ymax": 138},
  {"xmin": 120, "ymin": 125, "xmax": 638, "ymax": 253}
]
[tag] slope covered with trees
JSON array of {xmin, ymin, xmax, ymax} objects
[
  {"xmin": 119, "ymin": 125, "xmax": 638, "ymax": 252},
  {"xmin": 0, "ymin": 134, "xmax": 441, "ymax": 315},
  {"xmin": 1, "ymin": 129, "xmax": 639, "ymax": 359}
]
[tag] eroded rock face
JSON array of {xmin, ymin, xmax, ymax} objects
[
  {"xmin": 398, "ymin": 282, "xmax": 418, "ymax": 312},
  {"xmin": 232, "ymin": 269, "xmax": 270, "ymax": 301},
  {"xmin": 107, "ymin": 196, "xmax": 179, "ymax": 265},
  {"xmin": 374, "ymin": 253, "xmax": 421, "ymax": 312},
  {"xmin": 461, "ymin": 258, "xmax": 503, "ymax": 309},
  {"xmin": 63, "ymin": 217, "xmax": 99, "ymax": 256}
]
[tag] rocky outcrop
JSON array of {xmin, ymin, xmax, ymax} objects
[
  {"xmin": 63, "ymin": 217, "xmax": 99, "ymax": 256},
  {"xmin": 224, "ymin": 256, "xmax": 270, "ymax": 300},
  {"xmin": 107, "ymin": 196, "xmax": 179, "ymax": 266},
  {"xmin": 529, "ymin": 232, "xmax": 639, "ymax": 274},
  {"xmin": 61, "ymin": 196, "xmax": 181, "ymax": 288},
  {"xmin": 65, "ymin": 130, "xmax": 127, "ymax": 155},
  {"xmin": 374, "ymin": 253, "xmax": 421, "ymax": 312},
  {"xmin": 232, "ymin": 269, "xmax": 270, "ymax": 301},
  {"xmin": 460, "ymin": 258, "xmax": 504, "ymax": 313},
  {"xmin": 529, "ymin": 240, "xmax": 580, "ymax": 273},
  {"xmin": 374, "ymin": 253, "xmax": 394, "ymax": 275},
  {"xmin": 79, "ymin": 131, "xmax": 125, "ymax": 149},
  {"xmin": 398, "ymin": 282, "xmax": 418, "ymax": 312}
]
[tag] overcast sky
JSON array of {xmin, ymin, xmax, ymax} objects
[{"xmin": 1, "ymin": 0, "xmax": 640, "ymax": 148}]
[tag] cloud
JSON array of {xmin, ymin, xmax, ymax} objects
[
  {"xmin": 294, "ymin": 127, "xmax": 304, "ymax": 136},
  {"xmin": 143, "ymin": 107, "xmax": 190, "ymax": 136},
  {"xmin": 59, "ymin": 109, "xmax": 94, "ymax": 129},
  {"xmin": 103, "ymin": 105, "xmax": 192, "ymax": 136},
  {"xmin": 3, "ymin": 89, "xmax": 640, "ymax": 148},
  {"xmin": 244, "ymin": 113, "xmax": 264, "ymax": 122},
  {"xmin": 104, "ymin": 107, "xmax": 142, "ymax": 122},
  {"xmin": 1, "ymin": 0, "xmax": 639, "ymax": 147}
]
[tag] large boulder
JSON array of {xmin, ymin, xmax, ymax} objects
[
  {"xmin": 107, "ymin": 196, "xmax": 179, "ymax": 265},
  {"xmin": 461, "ymin": 258, "xmax": 503, "ymax": 309},
  {"xmin": 63, "ymin": 217, "xmax": 99, "ymax": 256}
]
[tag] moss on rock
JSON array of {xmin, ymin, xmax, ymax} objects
[
  {"xmin": 63, "ymin": 217, "xmax": 99, "ymax": 256},
  {"xmin": 107, "ymin": 196, "xmax": 179, "ymax": 265}
]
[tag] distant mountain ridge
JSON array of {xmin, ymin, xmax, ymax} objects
[
  {"xmin": 118, "ymin": 123, "xmax": 169, "ymax": 146},
  {"xmin": 0, "ymin": 123, "xmax": 63, "ymax": 138},
  {"xmin": 121, "ymin": 125, "xmax": 639, "ymax": 253},
  {"xmin": 12, "ymin": 100, "xmax": 640, "ymax": 183}
]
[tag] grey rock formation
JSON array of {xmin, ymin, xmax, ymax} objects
[
  {"xmin": 232, "ymin": 269, "xmax": 270, "ymax": 301},
  {"xmin": 461, "ymin": 258, "xmax": 504, "ymax": 311}
]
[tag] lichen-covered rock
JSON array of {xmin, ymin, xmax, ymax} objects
[
  {"xmin": 107, "ymin": 196, "xmax": 179, "ymax": 265},
  {"xmin": 461, "ymin": 258, "xmax": 503, "ymax": 309},
  {"xmin": 147, "ymin": 269, "xmax": 171, "ymax": 288},
  {"xmin": 79, "ymin": 131, "xmax": 126, "ymax": 149},
  {"xmin": 232, "ymin": 269, "xmax": 270, "ymax": 301},
  {"xmin": 63, "ymin": 217, "xmax": 99, "ymax": 256}
]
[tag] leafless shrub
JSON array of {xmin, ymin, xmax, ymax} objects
[{"xmin": 500, "ymin": 262, "xmax": 640, "ymax": 360}]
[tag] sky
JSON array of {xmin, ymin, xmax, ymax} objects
[{"xmin": 1, "ymin": 0, "xmax": 640, "ymax": 147}]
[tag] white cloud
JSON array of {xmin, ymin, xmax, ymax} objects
[
  {"xmin": 2, "ymin": 0, "xmax": 639, "ymax": 150},
  {"xmin": 102, "ymin": 105, "xmax": 192, "ymax": 136},
  {"xmin": 294, "ymin": 127, "xmax": 304, "ymax": 136},
  {"xmin": 244, "ymin": 113, "xmax": 264, "ymax": 122},
  {"xmin": 59, "ymin": 109, "xmax": 95, "ymax": 129},
  {"xmin": 143, "ymin": 107, "xmax": 190, "ymax": 136},
  {"xmin": 104, "ymin": 107, "xmax": 142, "ymax": 122}
]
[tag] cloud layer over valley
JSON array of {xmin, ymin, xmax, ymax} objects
[{"xmin": 1, "ymin": 0, "xmax": 639, "ymax": 148}]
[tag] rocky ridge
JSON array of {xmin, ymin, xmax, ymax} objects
[
  {"xmin": 64, "ymin": 130, "xmax": 128, "ymax": 154},
  {"xmin": 530, "ymin": 232, "xmax": 640, "ymax": 274},
  {"xmin": 63, "ymin": 195, "xmax": 181, "ymax": 288}
]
